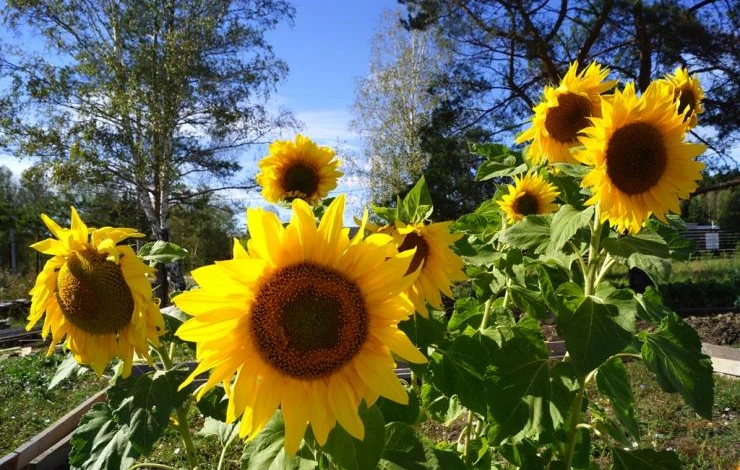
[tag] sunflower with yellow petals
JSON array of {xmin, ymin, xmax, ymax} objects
[
  {"xmin": 27, "ymin": 207, "xmax": 164, "ymax": 377},
  {"xmin": 576, "ymin": 82, "xmax": 705, "ymax": 233},
  {"xmin": 173, "ymin": 195, "xmax": 426, "ymax": 455},
  {"xmin": 655, "ymin": 66, "xmax": 704, "ymax": 129},
  {"xmin": 516, "ymin": 61, "xmax": 617, "ymax": 164},
  {"xmin": 256, "ymin": 134, "xmax": 342, "ymax": 205},
  {"xmin": 498, "ymin": 173, "xmax": 560, "ymax": 224},
  {"xmin": 381, "ymin": 220, "xmax": 466, "ymax": 318}
]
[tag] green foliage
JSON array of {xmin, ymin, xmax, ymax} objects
[{"xmin": 138, "ymin": 240, "xmax": 189, "ymax": 266}]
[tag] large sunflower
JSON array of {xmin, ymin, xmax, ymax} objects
[
  {"xmin": 256, "ymin": 134, "xmax": 342, "ymax": 205},
  {"xmin": 498, "ymin": 172, "xmax": 560, "ymax": 224},
  {"xmin": 576, "ymin": 82, "xmax": 705, "ymax": 233},
  {"xmin": 27, "ymin": 207, "xmax": 164, "ymax": 377},
  {"xmin": 384, "ymin": 221, "xmax": 466, "ymax": 318},
  {"xmin": 516, "ymin": 61, "xmax": 617, "ymax": 165},
  {"xmin": 656, "ymin": 66, "xmax": 704, "ymax": 129},
  {"xmin": 173, "ymin": 195, "xmax": 426, "ymax": 455}
]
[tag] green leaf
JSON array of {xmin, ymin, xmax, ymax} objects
[
  {"xmin": 611, "ymin": 448, "xmax": 682, "ymax": 470},
  {"xmin": 486, "ymin": 335, "xmax": 558, "ymax": 442},
  {"xmin": 429, "ymin": 333, "xmax": 496, "ymax": 415},
  {"xmin": 241, "ymin": 410, "xmax": 317, "ymax": 470},
  {"xmin": 160, "ymin": 305, "xmax": 189, "ymax": 342},
  {"xmin": 499, "ymin": 215, "xmax": 551, "ymax": 252},
  {"xmin": 376, "ymin": 386, "xmax": 420, "ymax": 425},
  {"xmin": 602, "ymin": 233, "xmax": 669, "ymax": 259},
  {"xmin": 398, "ymin": 310, "xmax": 446, "ymax": 352},
  {"xmin": 399, "ymin": 176, "xmax": 433, "ymax": 223},
  {"xmin": 448, "ymin": 297, "xmax": 484, "ymax": 331},
  {"xmin": 138, "ymin": 240, "xmax": 188, "ymax": 265},
  {"xmin": 548, "ymin": 205, "xmax": 594, "ymax": 253},
  {"xmin": 107, "ymin": 368, "xmax": 192, "ymax": 455},
  {"xmin": 498, "ymin": 439, "xmax": 547, "ymax": 470},
  {"xmin": 508, "ymin": 285, "xmax": 548, "ymax": 320},
  {"xmin": 378, "ymin": 422, "xmax": 468, "ymax": 470},
  {"xmin": 69, "ymin": 403, "xmax": 138, "ymax": 470},
  {"xmin": 322, "ymin": 403, "xmax": 385, "ymax": 470},
  {"xmin": 549, "ymin": 171, "xmax": 586, "ymax": 208},
  {"xmin": 48, "ymin": 352, "xmax": 88, "ymax": 390},
  {"xmin": 475, "ymin": 144, "xmax": 527, "ymax": 181},
  {"xmin": 596, "ymin": 358, "xmax": 640, "ymax": 439},
  {"xmin": 634, "ymin": 287, "xmax": 672, "ymax": 324},
  {"xmin": 197, "ymin": 385, "xmax": 229, "ymax": 422},
  {"xmin": 640, "ymin": 313, "xmax": 714, "ymax": 418},
  {"xmin": 558, "ymin": 296, "xmax": 634, "ymax": 376},
  {"xmin": 627, "ymin": 254, "xmax": 671, "ymax": 286},
  {"xmin": 198, "ymin": 416, "xmax": 239, "ymax": 446},
  {"xmin": 372, "ymin": 205, "xmax": 398, "ymax": 224}
]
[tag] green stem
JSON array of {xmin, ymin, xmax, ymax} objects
[
  {"xmin": 153, "ymin": 342, "xmax": 198, "ymax": 469},
  {"xmin": 127, "ymin": 464, "xmax": 180, "ymax": 470},
  {"xmin": 480, "ymin": 298, "xmax": 493, "ymax": 331},
  {"xmin": 217, "ymin": 430, "xmax": 239, "ymax": 470},
  {"xmin": 462, "ymin": 410, "xmax": 476, "ymax": 465},
  {"xmin": 562, "ymin": 370, "xmax": 598, "ymax": 468},
  {"xmin": 593, "ymin": 254, "xmax": 617, "ymax": 289},
  {"xmin": 568, "ymin": 241, "xmax": 588, "ymax": 282},
  {"xmin": 584, "ymin": 206, "xmax": 604, "ymax": 296}
]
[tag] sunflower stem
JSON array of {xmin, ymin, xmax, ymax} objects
[
  {"xmin": 462, "ymin": 410, "xmax": 476, "ymax": 465},
  {"xmin": 562, "ymin": 369, "xmax": 597, "ymax": 468},
  {"xmin": 217, "ymin": 427, "xmax": 239, "ymax": 470},
  {"xmin": 154, "ymin": 342, "xmax": 199, "ymax": 468},
  {"xmin": 126, "ymin": 463, "xmax": 180, "ymax": 470},
  {"xmin": 479, "ymin": 298, "xmax": 493, "ymax": 332},
  {"xmin": 584, "ymin": 206, "xmax": 604, "ymax": 296}
]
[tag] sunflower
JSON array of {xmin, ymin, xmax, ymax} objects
[
  {"xmin": 498, "ymin": 172, "xmax": 560, "ymax": 224},
  {"xmin": 382, "ymin": 220, "xmax": 466, "ymax": 318},
  {"xmin": 173, "ymin": 195, "xmax": 426, "ymax": 455},
  {"xmin": 516, "ymin": 61, "xmax": 617, "ymax": 165},
  {"xmin": 256, "ymin": 134, "xmax": 342, "ymax": 205},
  {"xmin": 656, "ymin": 66, "xmax": 704, "ymax": 129},
  {"xmin": 27, "ymin": 207, "xmax": 164, "ymax": 377},
  {"xmin": 576, "ymin": 82, "xmax": 705, "ymax": 233}
]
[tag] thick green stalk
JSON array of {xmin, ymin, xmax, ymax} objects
[
  {"xmin": 584, "ymin": 206, "xmax": 604, "ymax": 296},
  {"xmin": 562, "ymin": 369, "xmax": 597, "ymax": 468},
  {"xmin": 153, "ymin": 342, "xmax": 198, "ymax": 468}
]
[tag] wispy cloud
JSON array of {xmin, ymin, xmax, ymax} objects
[{"xmin": 0, "ymin": 153, "xmax": 31, "ymax": 176}]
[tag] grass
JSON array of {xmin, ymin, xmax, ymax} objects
[{"xmin": 0, "ymin": 350, "xmax": 109, "ymax": 455}]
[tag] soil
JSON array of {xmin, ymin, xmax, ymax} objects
[{"xmin": 540, "ymin": 312, "xmax": 740, "ymax": 346}]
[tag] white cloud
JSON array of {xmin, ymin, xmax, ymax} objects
[{"xmin": 0, "ymin": 154, "xmax": 32, "ymax": 176}]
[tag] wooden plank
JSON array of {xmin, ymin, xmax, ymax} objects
[
  {"xmin": 0, "ymin": 453, "xmax": 19, "ymax": 470},
  {"xmin": 27, "ymin": 434, "xmax": 71, "ymax": 470},
  {"xmin": 9, "ymin": 389, "xmax": 106, "ymax": 470}
]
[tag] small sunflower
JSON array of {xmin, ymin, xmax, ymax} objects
[
  {"xmin": 383, "ymin": 221, "xmax": 466, "ymax": 318},
  {"xmin": 256, "ymin": 134, "xmax": 342, "ymax": 205},
  {"xmin": 656, "ymin": 66, "xmax": 704, "ymax": 129},
  {"xmin": 173, "ymin": 195, "xmax": 426, "ymax": 455},
  {"xmin": 576, "ymin": 82, "xmax": 705, "ymax": 233},
  {"xmin": 498, "ymin": 172, "xmax": 560, "ymax": 224},
  {"xmin": 27, "ymin": 207, "xmax": 164, "ymax": 377},
  {"xmin": 516, "ymin": 61, "xmax": 617, "ymax": 164}
]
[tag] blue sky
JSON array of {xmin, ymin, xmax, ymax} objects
[{"xmin": 0, "ymin": 0, "xmax": 400, "ymax": 222}]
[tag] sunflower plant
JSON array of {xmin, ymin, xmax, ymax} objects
[{"xmin": 27, "ymin": 64, "xmax": 714, "ymax": 470}]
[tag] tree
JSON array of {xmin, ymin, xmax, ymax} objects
[
  {"xmin": 0, "ymin": 0, "xmax": 297, "ymax": 302},
  {"xmin": 400, "ymin": 0, "xmax": 739, "ymax": 170},
  {"xmin": 350, "ymin": 8, "xmax": 449, "ymax": 206}
]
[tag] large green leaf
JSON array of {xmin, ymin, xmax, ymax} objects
[
  {"xmin": 160, "ymin": 305, "xmax": 189, "ymax": 342},
  {"xmin": 68, "ymin": 403, "xmax": 138, "ymax": 470},
  {"xmin": 198, "ymin": 416, "xmax": 239, "ymax": 446},
  {"xmin": 640, "ymin": 313, "xmax": 714, "ymax": 419},
  {"xmin": 398, "ymin": 310, "xmax": 446, "ymax": 353},
  {"xmin": 601, "ymin": 233, "xmax": 669, "ymax": 259},
  {"xmin": 508, "ymin": 285, "xmax": 548, "ymax": 320},
  {"xmin": 48, "ymin": 352, "xmax": 88, "ymax": 390},
  {"xmin": 197, "ymin": 385, "xmax": 229, "ymax": 422},
  {"xmin": 375, "ymin": 387, "xmax": 420, "ymax": 425},
  {"xmin": 241, "ymin": 411, "xmax": 317, "ymax": 470},
  {"xmin": 596, "ymin": 358, "xmax": 639, "ymax": 439},
  {"xmin": 475, "ymin": 144, "xmax": 527, "ymax": 180},
  {"xmin": 628, "ymin": 254, "xmax": 671, "ymax": 286},
  {"xmin": 548, "ymin": 205, "xmax": 594, "ymax": 253},
  {"xmin": 429, "ymin": 333, "xmax": 495, "ymax": 415},
  {"xmin": 558, "ymin": 296, "xmax": 634, "ymax": 376},
  {"xmin": 322, "ymin": 404, "xmax": 386, "ymax": 470},
  {"xmin": 486, "ymin": 335, "xmax": 565, "ymax": 443},
  {"xmin": 399, "ymin": 176, "xmax": 433, "ymax": 223},
  {"xmin": 634, "ymin": 287, "xmax": 672, "ymax": 324},
  {"xmin": 378, "ymin": 422, "xmax": 468, "ymax": 470},
  {"xmin": 499, "ymin": 215, "xmax": 551, "ymax": 253},
  {"xmin": 138, "ymin": 240, "xmax": 188, "ymax": 265},
  {"xmin": 107, "ymin": 368, "xmax": 192, "ymax": 455},
  {"xmin": 448, "ymin": 297, "xmax": 484, "ymax": 332},
  {"xmin": 611, "ymin": 448, "xmax": 682, "ymax": 470}
]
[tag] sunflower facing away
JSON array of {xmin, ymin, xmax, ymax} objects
[
  {"xmin": 173, "ymin": 195, "xmax": 426, "ymax": 454},
  {"xmin": 27, "ymin": 207, "xmax": 164, "ymax": 377},
  {"xmin": 383, "ymin": 220, "xmax": 466, "ymax": 318},
  {"xmin": 498, "ymin": 172, "xmax": 560, "ymax": 224},
  {"xmin": 576, "ymin": 82, "xmax": 705, "ymax": 233},
  {"xmin": 256, "ymin": 134, "xmax": 342, "ymax": 205},
  {"xmin": 516, "ymin": 61, "xmax": 617, "ymax": 165},
  {"xmin": 656, "ymin": 66, "xmax": 704, "ymax": 129}
]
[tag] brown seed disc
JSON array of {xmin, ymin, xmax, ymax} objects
[
  {"xmin": 250, "ymin": 262, "xmax": 368, "ymax": 379},
  {"xmin": 605, "ymin": 122, "xmax": 667, "ymax": 195},
  {"xmin": 281, "ymin": 162, "xmax": 320, "ymax": 199},
  {"xmin": 398, "ymin": 231, "xmax": 430, "ymax": 275},
  {"xmin": 544, "ymin": 93, "xmax": 593, "ymax": 144},
  {"xmin": 513, "ymin": 192, "xmax": 540, "ymax": 217},
  {"xmin": 56, "ymin": 249, "xmax": 134, "ymax": 335}
]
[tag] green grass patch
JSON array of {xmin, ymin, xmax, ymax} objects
[{"xmin": 0, "ymin": 351, "xmax": 109, "ymax": 455}]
